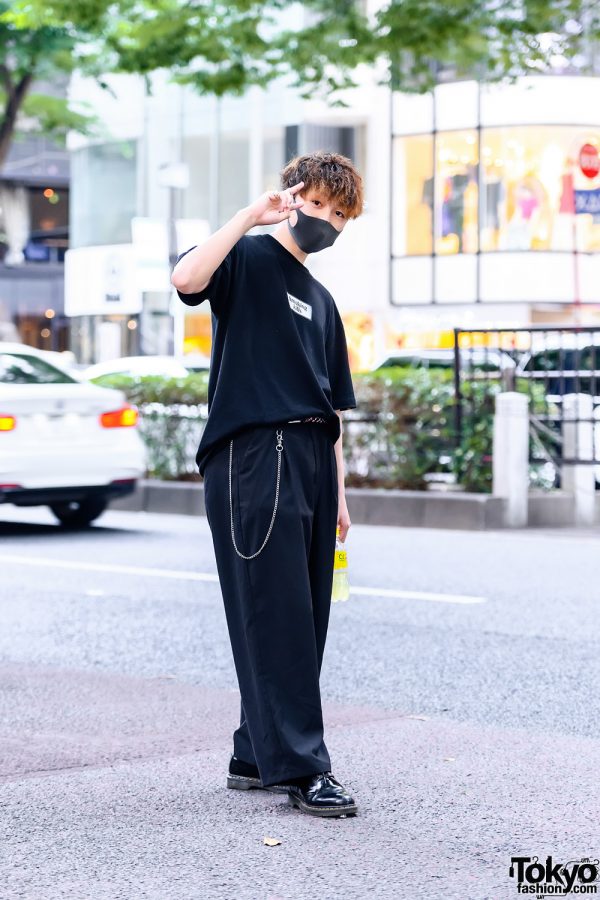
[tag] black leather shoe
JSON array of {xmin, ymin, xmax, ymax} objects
[
  {"xmin": 226, "ymin": 756, "xmax": 289, "ymax": 794},
  {"xmin": 287, "ymin": 772, "xmax": 358, "ymax": 817}
]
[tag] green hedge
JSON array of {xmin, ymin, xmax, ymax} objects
[
  {"xmin": 93, "ymin": 369, "xmax": 502, "ymax": 491},
  {"xmin": 96, "ymin": 373, "xmax": 209, "ymax": 481},
  {"xmin": 349, "ymin": 368, "xmax": 498, "ymax": 492}
]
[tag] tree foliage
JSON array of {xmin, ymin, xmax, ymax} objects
[{"xmin": 1, "ymin": 0, "xmax": 599, "ymax": 167}]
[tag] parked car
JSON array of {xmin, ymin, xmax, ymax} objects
[
  {"xmin": 516, "ymin": 343, "xmax": 600, "ymax": 399},
  {"xmin": 41, "ymin": 349, "xmax": 79, "ymax": 368},
  {"xmin": 373, "ymin": 348, "xmax": 516, "ymax": 378},
  {"xmin": 83, "ymin": 354, "xmax": 209, "ymax": 382},
  {"xmin": 0, "ymin": 343, "xmax": 146, "ymax": 526}
]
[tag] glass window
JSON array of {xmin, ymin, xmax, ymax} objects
[
  {"xmin": 183, "ymin": 311, "xmax": 212, "ymax": 358},
  {"xmin": 394, "ymin": 125, "xmax": 600, "ymax": 258},
  {"xmin": 393, "ymin": 132, "xmax": 478, "ymax": 257},
  {"xmin": 392, "ymin": 135, "xmax": 433, "ymax": 256},
  {"xmin": 434, "ymin": 130, "xmax": 479, "ymax": 254},
  {"xmin": 71, "ymin": 141, "xmax": 137, "ymax": 248},
  {"xmin": 181, "ymin": 135, "xmax": 211, "ymax": 221},
  {"xmin": 25, "ymin": 186, "xmax": 69, "ymax": 263},
  {"xmin": 262, "ymin": 128, "xmax": 285, "ymax": 193},
  {"xmin": 29, "ymin": 187, "xmax": 68, "ymax": 235},
  {"xmin": 0, "ymin": 353, "xmax": 76, "ymax": 384},
  {"xmin": 481, "ymin": 127, "xmax": 600, "ymax": 253},
  {"xmin": 218, "ymin": 132, "xmax": 250, "ymax": 227}
]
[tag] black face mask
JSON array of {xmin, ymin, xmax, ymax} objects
[{"xmin": 287, "ymin": 208, "xmax": 341, "ymax": 254}]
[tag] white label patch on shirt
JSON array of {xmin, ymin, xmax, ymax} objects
[{"xmin": 287, "ymin": 292, "xmax": 312, "ymax": 321}]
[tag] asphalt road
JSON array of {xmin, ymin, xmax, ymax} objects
[{"xmin": 1, "ymin": 505, "xmax": 599, "ymax": 900}]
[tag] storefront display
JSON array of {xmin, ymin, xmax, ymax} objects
[
  {"xmin": 392, "ymin": 135, "xmax": 432, "ymax": 256},
  {"xmin": 395, "ymin": 126, "xmax": 600, "ymax": 258},
  {"xmin": 183, "ymin": 311, "xmax": 212, "ymax": 358},
  {"xmin": 340, "ymin": 312, "xmax": 375, "ymax": 372}
]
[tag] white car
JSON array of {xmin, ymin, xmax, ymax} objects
[
  {"xmin": 83, "ymin": 355, "xmax": 205, "ymax": 381},
  {"xmin": 0, "ymin": 343, "xmax": 146, "ymax": 527}
]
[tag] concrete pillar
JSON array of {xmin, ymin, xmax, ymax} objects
[
  {"xmin": 562, "ymin": 393, "xmax": 595, "ymax": 526},
  {"xmin": 492, "ymin": 392, "xmax": 529, "ymax": 527}
]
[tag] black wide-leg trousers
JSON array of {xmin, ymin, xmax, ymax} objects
[{"xmin": 202, "ymin": 422, "xmax": 338, "ymax": 787}]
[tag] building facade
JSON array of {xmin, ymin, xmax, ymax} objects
[
  {"xmin": 0, "ymin": 136, "xmax": 70, "ymax": 350},
  {"xmin": 65, "ymin": 68, "xmax": 600, "ymax": 369},
  {"xmin": 65, "ymin": 67, "xmax": 385, "ymax": 366},
  {"xmin": 390, "ymin": 76, "xmax": 600, "ymax": 354}
]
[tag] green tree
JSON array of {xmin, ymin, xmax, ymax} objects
[
  {"xmin": 1, "ymin": 0, "xmax": 599, "ymax": 168},
  {"xmin": 0, "ymin": 0, "xmax": 289, "ymax": 167},
  {"xmin": 281, "ymin": 0, "xmax": 600, "ymax": 96}
]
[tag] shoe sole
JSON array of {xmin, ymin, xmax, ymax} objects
[
  {"xmin": 287, "ymin": 795, "xmax": 358, "ymax": 818},
  {"xmin": 227, "ymin": 774, "xmax": 289, "ymax": 794}
]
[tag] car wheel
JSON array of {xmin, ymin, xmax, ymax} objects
[{"xmin": 49, "ymin": 497, "xmax": 108, "ymax": 528}]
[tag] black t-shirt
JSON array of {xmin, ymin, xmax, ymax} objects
[{"xmin": 177, "ymin": 233, "xmax": 356, "ymax": 475}]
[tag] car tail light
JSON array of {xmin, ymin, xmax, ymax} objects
[
  {"xmin": 100, "ymin": 407, "xmax": 138, "ymax": 428},
  {"xmin": 0, "ymin": 415, "xmax": 16, "ymax": 431}
]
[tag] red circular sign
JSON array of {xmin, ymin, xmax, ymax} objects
[{"xmin": 579, "ymin": 143, "xmax": 600, "ymax": 179}]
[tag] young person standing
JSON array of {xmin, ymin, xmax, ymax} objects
[{"xmin": 172, "ymin": 151, "xmax": 363, "ymax": 818}]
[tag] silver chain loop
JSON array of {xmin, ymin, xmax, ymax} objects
[{"xmin": 229, "ymin": 429, "xmax": 283, "ymax": 560}]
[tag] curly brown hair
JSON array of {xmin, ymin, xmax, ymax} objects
[{"xmin": 280, "ymin": 151, "xmax": 364, "ymax": 219}]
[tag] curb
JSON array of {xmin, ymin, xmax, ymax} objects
[{"xmin": 110, "ymin": 480, "xmax": 583, "ymax": 530}]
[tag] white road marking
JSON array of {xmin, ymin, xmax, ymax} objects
[
  {"xmin": 0, "ymin": 554, "xmax": 219, "ymax": 584},
  {"xmin": 349, "ymin": 586, "xmax": 485, "ymax": 605},
  {"xmin": 0, "ymin": 555, "xmax": 486, "ymax": 605}
]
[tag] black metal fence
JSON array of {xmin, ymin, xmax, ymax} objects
[{"xmin": 453, "ymin": 326, "xmax": 600, "ymax": 476}]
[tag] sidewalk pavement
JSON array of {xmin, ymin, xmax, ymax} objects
[{"xmin": 2, "ymin": 662, "xmax": 598, "ymax": 900}]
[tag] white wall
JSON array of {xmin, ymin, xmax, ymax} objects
[
  {"xmin": 304, "ymin": 64, "xmax": 391, "ymax": 313},
  {"xmin": 392, "ymin": 76, "xmax": 600, "ymax": 136}
]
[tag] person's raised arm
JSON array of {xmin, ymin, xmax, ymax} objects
[{"xmin": 171, "ymin": 183, "xmax": 305, "ymax": 294}]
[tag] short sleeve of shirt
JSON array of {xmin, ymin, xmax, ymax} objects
[
  {"xmin": 175, "ymin": 244, "xmax": 237, "ymax": 315},
  {"xmin": 326, "ymin": 302, "xmax": 356, "ymax": 411}
]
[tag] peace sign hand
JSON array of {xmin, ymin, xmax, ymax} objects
[{"xmin": 248, "ymin": 181, "xmax": 305, "ymax": 226}]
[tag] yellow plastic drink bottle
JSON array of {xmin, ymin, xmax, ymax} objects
[{"xmin": 331, "ymin": 527, "xmax": 350, "ymax": 602}]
